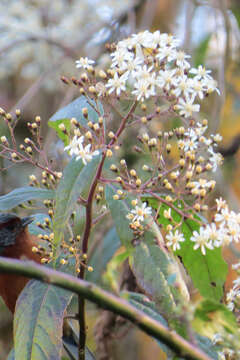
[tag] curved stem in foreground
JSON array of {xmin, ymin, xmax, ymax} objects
[{"xmin": 0, "ymin": 257, "xmax": 212, "ymax": 360}]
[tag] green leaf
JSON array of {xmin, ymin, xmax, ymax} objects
[
  {"xmin": 194, "ymin": 34, "xmax": 211, "ymax": 67},
  {"xmin": 86, "ymin": 227, "xmax": 121, "ymax": 283},
  {"xmin": 105, "ymin": 185, "xmax": 133, "ymax": 249},
  {"xmin": 49, "ymin": 119, "xmax": 70, "ymax": 146},
  {"xmin": 129, "ymin": 235, "xmax": 188, "ymax": 334},
  {"xmin": 0, "ymin": 187, "xmax": 55, "ymax": 211},
  {"xmin": 48, "ymin": 96, "xmax": 104, "ymax": 143},
  {"xmin": 193, "ymin": 299, "xmax": 239, "ymax": 336},
  {"xmin": 177, "ymin": 219, "xmax": 228, "ymax": 301},
  {"xmin": 53, "ymin": 154, "xmax": 101, "ymax": 248},
  {"xmin": 14, "ymin": 280, "xmax": 72, "ymax": 360},
  {"xmin": 28, "ymin": 213, "xmax": 51, "ymax": 236}
]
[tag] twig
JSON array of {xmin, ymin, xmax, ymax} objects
[{"xmin": 0, "ymin": 257, "xmax": 212, "ymax": 360}]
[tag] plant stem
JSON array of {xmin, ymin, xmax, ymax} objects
[
  {"xmin": 78, "ymin": 154, "xmax": 105, "ymax": 360},
  {"xmin": 77, "ymin": 100, "xmax": 138, "ymax": 360},
  {"xmin": 0, "ymin": 257, "xmax": 213, "ymax": 360}
]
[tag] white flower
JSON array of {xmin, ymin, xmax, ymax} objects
[
  {"xmin": 175, "ymin": 50, "xmax": 191, "ymax": 69},
  {"xmin": 158, "ymin": 69, "xmax": 176, "ymax": 91},
  {"xmin": 120, "ymin": 57, "xmax": 143, "ymax": 77},
  {"xmin": 227, "ymin": 220, "xmax": 240, "ymax": 243},
  {"xmin": 111, "ymin": 47, "xmax": 133, "ymax": 69},
  {"xmin": 156, "ymin": 46, "xmax": 177, "ymax": 63},
  {"xmin": 171, "ymin": 75, "xmax": 192, "ymax": 98},
  {"xmin": 203, "ymin": 78, "xmax": 220, "ymax": 95},
  {"xmin": 232, "ymin": 262, "xmax": 240, "ymax": 270},
  {"xmin": 188, "ymin": 78, "xmax": 206, "ymax": 100},
  {"xmin": 190, "ymin": 227, "xmax": 214, "ymax": 255},
  {"xmin": 216, "ymin": 198, "xmax": 227, "ymax": 212},
  {"xmin": 76, "ymin": 57, "xmax": 95, "ymax": 69},
  {"xmin": 175, "ymin": 95, "xmax": 200, "ymax": 118},
  {"xmin": 135, "ymin": 65, "xmax": 154, "ymax": 81},
  {"xmin": 132, "ymin": 79, "xmax": 156, "ymax": 101},
  {"xmin": 166, "ymin": 230, "xmax": 185, "ymax": 251},
  {"xmin": 106, "ymin": 72, "xmax": 128, "ymax": 96},
  {"xmin": 190, "ymin": 65, "xmax": 212, "ymax": 80},
  {"xmin": 159, "ymin": 33, "xmax": 180, "ymax": 48},
  {"xmin": 131, "ymin": 30, "xmax": 155, "ymax": 48},
  {"xmin": 64, "ymin": 135, "xmax": 99, "ymax": 165},
  {"xmin": 215, "ymin": 208, "xmax": 231, "ymax": 225},
  {"xmin": 75, "ymin": 143, "xmax": 99, "ymax": 165},
  {"xmin": 208, "ymin": 147, "xmax": 223, "ymax": 172},
  {"xmin": 212, "ymin": 133, "xmax": 223, "ymax": 143},
  {"xmin": 205, "ymin": 223, "xmax": 222, "ymax": 247},
  {"xmin": 129, "ymin": 202, "xmax": 152, "ymax": 223},
  {"xmin": 64, "ymin": 135, "xmax": 84, "ymax": 156},
  {"xmin": 150, "ymin": 30, "xmax": 162, "ymax": 48},
  {"xmin": 182, "ymin": 129, "xmax": 198, "ymax": 151}
]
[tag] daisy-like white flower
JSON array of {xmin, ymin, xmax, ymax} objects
[
  {"xmin": 188, "ymin": 78, "xmax": 206, "ymax": 100},
  {"xmin": 159, "ymin": 33, "xmax": 180, "ymax": 48},
  {"xmin": 190, "ymin": 65, "xmax": 212, "ymax": 81},
  {"xmin": 208, "ymin": 147, "xmax": 223, "ymax": 172},
  {"xmin": 175, "ymin": 50, "xmax": 191, "ymax": 69},
  {"xmin": 174, "ymin": 95, "xmax": 200, "ymax": 118},
  {"xmin": 211, "ymin": 133, "xmax": 223, "ymax": 143},
  {"xmin": 64, "ymin": 135, "xmax": 99, "ymax": 165},
  {"xmin": 129, "ymin": 202, "xmax": 152, "ymax": 223},
  {"xmin": 216, "ymin": 197, "xmax": 227, "ymax": 212},
  {"xmin": 156, "ymin": 46, "xmax": 177, "ymax": 63},
  {"xmin": 203, "ymin": 78, "xmax": 220, "ymax": 95},
  {"xmin": 215, "ymin": 208, "xmax": 232, "ymax": 227},
  {"xmin": 132, "ymin": 78, "xmax": 156, "ymax": 101},
  {"xmin": 190, "ymin": 227, "xmax": 214, "ymax": 255},
  {"xmin": 110, "ymin": 47, "xmax": 133, "ymax": 69},
  {"xmin": 227, "ymin": 220, "xmax": 240, "ymax": 243},
  {"xmin": 182, "ymin": 131, "xmax": 198, "ymax": 152},
  {"xmin": 166, "ymin": 230, "xmax": 185, "ymax": 251},
  {"xmin": 204, "ymin": 223, "xmax": 222, "ymax": 247},
  {"xmin": 64, "ymin": 135, "xmax": 84, "ymax": 156},
  {"xmin": 106, "ymin": 72, "xmax": 128, "ymax": 96},
  {"xmin": 131, "ymin": 30, "xmax": 154, "ymax": 48},
  {"xmin": 121, "ymin": 56, "xmax": 143, "ymax": 77},
  {"xmin": 76, "ymin": 57, "xmax": 95, "ymax": 69},
  {"xmin": 158, "ymin": 69, "xmax": 176, "ymax": 92},
  {"xmin": 75, "ymin": 143, "xmax": 99, "ymax": 165},
  {"xmin": 232, "ymin": 262, "xmax": 240, "ymax": 270},
  {"xmin": 171, "ymin": 75, "xmax": 192, "ymax": 98},
  {"xmin": 135, "ymin": 65, "xmax": 154, "ymax": 81}
]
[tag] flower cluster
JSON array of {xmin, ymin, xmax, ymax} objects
[
  {"xmin": 168, "ymin": 199, "xmax": 240, "ymax": 255},
  {"xmin": 104, "ymin": 30, "xmax": 219, "ymax": 115},
  {"xmin": 178, "ymin": 121, "xmax": 223, "ymax": 173},
  {"xmin": 213, "ymin": 332, "xmax": 240, "ymax": 360}
]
